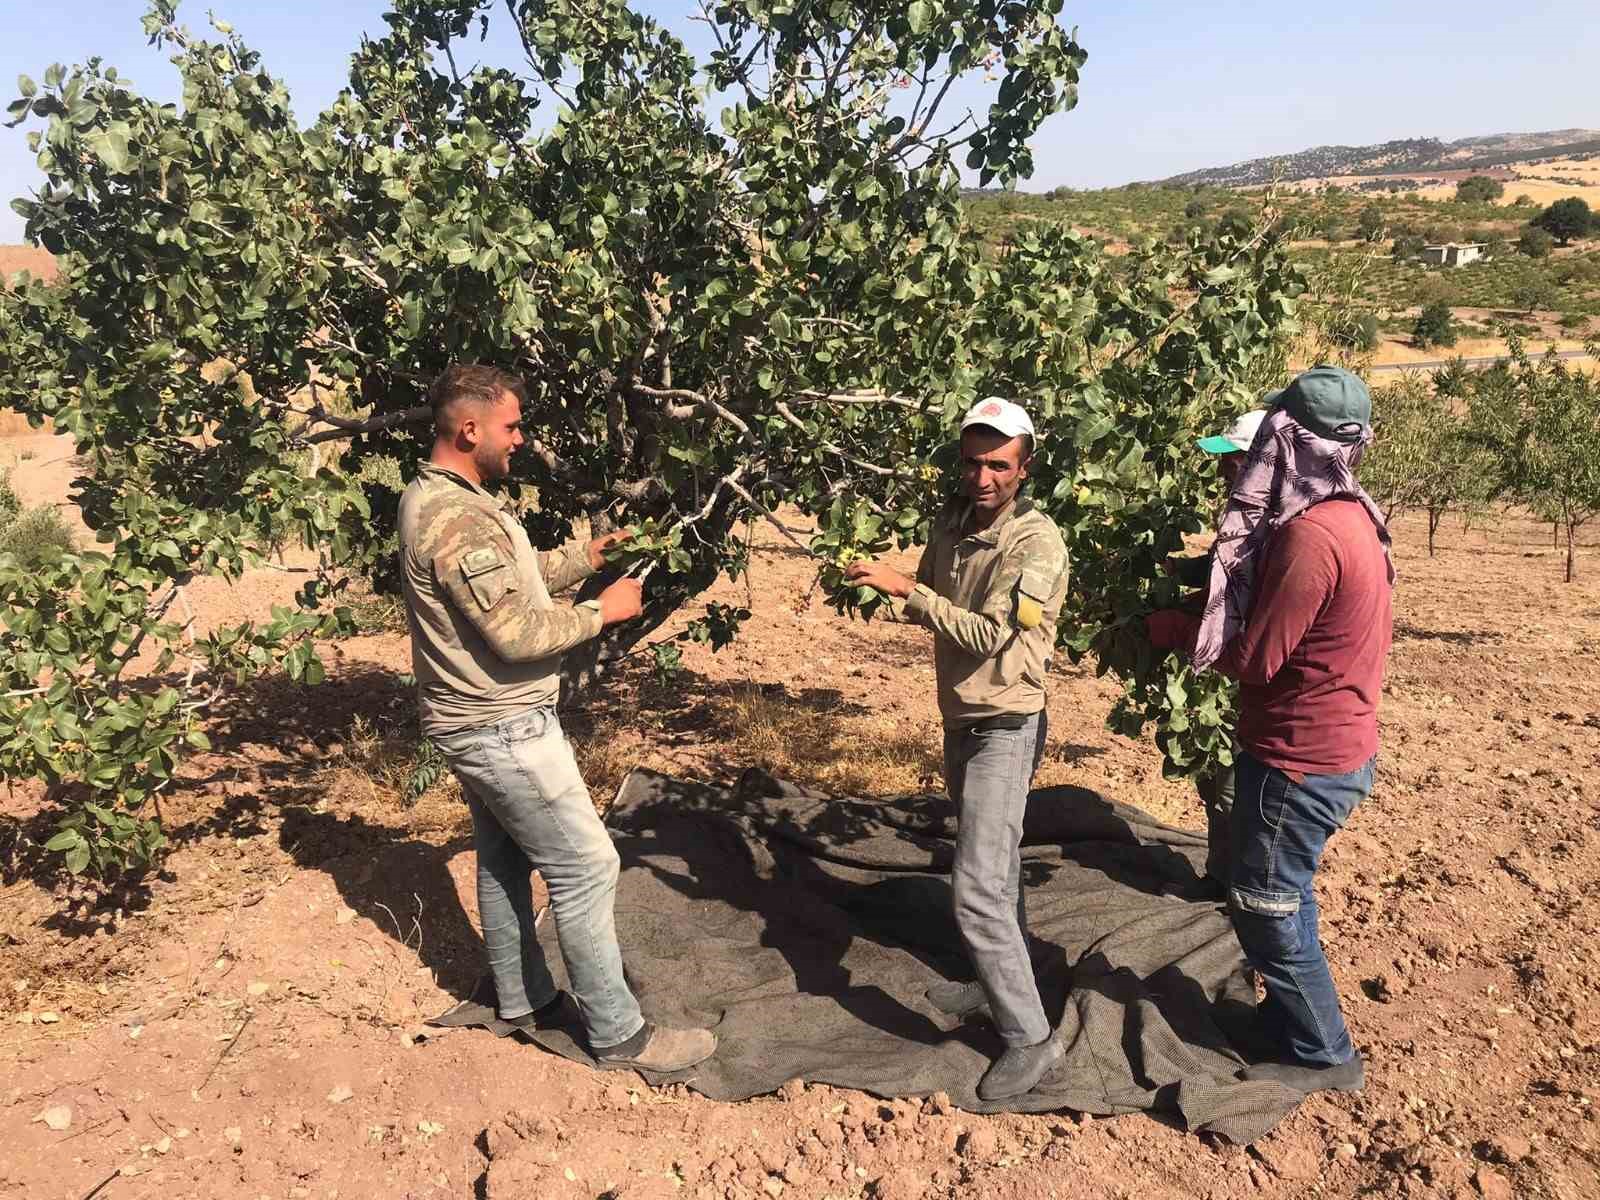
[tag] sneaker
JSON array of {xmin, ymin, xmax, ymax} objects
[
  {"xmin": 595, "ymin": 1022, "xmax": 717, "ymax": 1073},
  {"xmin": 1241, "ymin": 1051, "xmax": 1365, "ymax": 1094},
  {"xmin": 976, "ymin": 1036, "xmax": 1065, "ymax": 1101},
  {"xmin": 926, "ymin": 980, "xmax": 990, "ymax": 1018}
]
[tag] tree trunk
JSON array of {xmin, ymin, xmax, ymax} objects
[
  {"xmin": 1553, "ymin": 521, "xmax": 1560, "ymax": 548},
  {"xmin": 1567, "ymin": 520, "xmax": 1576, "ymax": 584},
  {"xmin": 1428, "ymin": 509, "xmax": 1440, "ymax": 557}
]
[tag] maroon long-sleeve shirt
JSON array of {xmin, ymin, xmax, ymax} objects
[{"xmin": 1203, "ymin": 499, "xmax": 1392, "ymax": 777}]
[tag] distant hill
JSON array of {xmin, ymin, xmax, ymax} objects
[{"xmin": 1159, "ymin": 129, "xmax": 1600, "ymax": 188}]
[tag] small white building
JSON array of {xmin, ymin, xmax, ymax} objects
[{"xmin": 1420, "ymin": 242, "xmax": 1487, "ymax": 268}]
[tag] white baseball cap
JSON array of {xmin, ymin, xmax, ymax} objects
[
  {"xmin": 960, "ymin": 396, "xmax": 1036, "ymax": 441},
  {"xmin": 1196, "ymin": 409, "xmax": 1266, "ymax": 455}
]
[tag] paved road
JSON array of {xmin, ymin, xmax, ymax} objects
[{"xmin": 1369, "ymin": 349, "xmax": 1593, "ymax": 373}]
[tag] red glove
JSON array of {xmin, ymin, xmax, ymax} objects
[{"xmin": 1145, "ymin": 610, "xmax": 1200, "ymax": 653}]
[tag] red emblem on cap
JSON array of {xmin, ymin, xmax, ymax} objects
[{"xmin": 981, "ymin": 402, "xmax": 1003, "ymax": 416}]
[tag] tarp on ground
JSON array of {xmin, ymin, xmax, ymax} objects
[{"xmin": 444, "ymin": 767, "xmax": 1304, "ymax": 1144}]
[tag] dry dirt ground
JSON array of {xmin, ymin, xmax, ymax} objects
[{"xmin": 2, "ymin": 436, "xmax": 1599, "ymax": 1200}]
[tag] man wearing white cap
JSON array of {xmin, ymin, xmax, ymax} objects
[
  {"xmin": 1195, "ymin": 407, "xmax": 1267, "ymax": 487},
  {"xmin": 842, "ymin": 396, "xmax": 1070, "ymax": 1100},
  {"xmin": 1170, "ymin": 409, "xmax": 1268, "ymax": 888}
]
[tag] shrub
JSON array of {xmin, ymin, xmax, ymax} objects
[
  {"xmin": 1357, "ymin": 205, "xmax": 1385, "ymax": 242},
  {"xmin": 0, "ymin": 473, "xmax": 74, "ymax": 569},
  {"xmin": 1331, "ymin": 311, "xmax": 1381, "ymax": 351},
  {"xmin": 1392, "ymin": 233, "xmax": 1426, "ymax": 260},
  {"xmin": 1413, "ymin": 301, "xmax": 1458, "ymax": 348},
  {"xmin": 1518, "ymin": 227, "xmax": 1554, "ymax": 258}
]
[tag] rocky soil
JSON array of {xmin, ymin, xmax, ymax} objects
[{"xmin": 1, "ymin": 437, "xmax": 1598, "ymax": 1199}]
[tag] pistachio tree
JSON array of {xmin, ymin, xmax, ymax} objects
[{"xmin": 1, "ymin": 0, "xmax": 1302, "ymax": 877}]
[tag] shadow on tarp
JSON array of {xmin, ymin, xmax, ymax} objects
[{"xmin": 490, "ymin": 767, "xmax": 1302, "ymax": 1144}]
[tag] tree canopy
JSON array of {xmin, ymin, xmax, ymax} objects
[
  {"xmin": 1454, "ymin": 175, "xmax": 1504, "ymax": 205},
  {"xmin": 1534, "ymin": 197, "xmax": 1595, "ymax": 246},
  {"xmin": 1, "ymin": 0, "xmax": 1305, "ymax": 877}
]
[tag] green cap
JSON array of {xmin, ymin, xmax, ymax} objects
[{"xmin": 1269, "ymin": 365, "xmax": 1370, "ymax": 443}]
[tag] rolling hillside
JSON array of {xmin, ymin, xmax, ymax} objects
[{"xmin": 1162, "ymin": 128, "xmax": 1600, "ymax": 189}]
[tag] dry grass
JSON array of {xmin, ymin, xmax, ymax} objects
[
  {"xmin": 715, "ymin": 684, "xmax": 946, "ymax": 796},
  {"xmin": 1371, "ymin": 333, "xmax": 1590, "ymax": 366},
  {"xmin": 317, "ymin": 715, "xmax": 466, "ymax": 838}
]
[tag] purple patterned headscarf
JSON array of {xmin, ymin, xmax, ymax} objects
[{"xmin": 1192, "ymin": 406, "xmax": 1395, "ymax": 670}]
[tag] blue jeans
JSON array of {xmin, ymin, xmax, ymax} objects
[
  {"xmin": 1229, "ymin": 750, "xmax": 1375, "ymax": 1067},
  {"xmin": 944, "ymin": 710, "xmax": 1050, "ymax": 1047},
  {"xmin": 433, "ymin": 706, "xmax": 644, "ymax": 1049}
]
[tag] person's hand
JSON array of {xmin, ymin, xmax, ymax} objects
[
  {"xmin": 843, "ymin": 560, "xmax": 915, "ymax": 599},
  {"xmin": 587, "ymin": 528, "xmax": 633, "ymax": 572},
  {"xmin": 1145, "ymin": 609, "xmax": 1200, "ymax": 652},
  {"xmin": 597, "ymin": 577, "xmax": 644, "ymax": 626}
]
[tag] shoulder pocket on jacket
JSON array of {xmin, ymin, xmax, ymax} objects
[
  {"xmin": 1015, "ymin": 567, "xmax": 1054, "ymax": 630},
  {"xmin": 459, "ymin": 547, "xmax": 518, "ymax": 612}
]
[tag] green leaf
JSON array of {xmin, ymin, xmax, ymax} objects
[
  {"xmin": 45, "ymin": 829, "xmax": 81, "ymax": 852},
  {"xmin": 87, "ymin": 123, "xmax": 133, "ymax": 174},
  {"xmin": 17, "ymin": 75, "xmax": 37, "ymax": 98},
  {"xmin": 907, "ymin": 1, "xmax": 931, "ymax": 34}
]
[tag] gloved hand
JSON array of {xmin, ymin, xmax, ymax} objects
[{"xmin": 1145, "ymin": 610, "xmax": 1200, "ymax": 653}]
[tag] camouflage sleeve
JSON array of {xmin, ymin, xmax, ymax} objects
[
  {"xmin": 903, "ymin": 524, "xmax": 1067, "ymax": 658},
  {"xmin": 539, "ymin": 538, "xmax": 596, "ymax": 595},
  {"xmin": 427, "ymin": 510, "xmax": 602, "ymax": 664}
]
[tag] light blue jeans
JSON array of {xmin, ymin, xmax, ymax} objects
[
  {"xmin": 944, "ymin": 710, "xmax": 1050, "ymax": 1047},
  {"xmin": 432, "ymin": 705, "xmax": 644, "ymax": 1049}
]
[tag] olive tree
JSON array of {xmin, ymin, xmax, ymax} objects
[{"xmin": 1, "ymin": 0, "xmax": 1303, "ymax": 877}]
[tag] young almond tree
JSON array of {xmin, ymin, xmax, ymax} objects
[{"xmin": 1, "ymin": 0, "xmax": 1304, "ymax": 877}]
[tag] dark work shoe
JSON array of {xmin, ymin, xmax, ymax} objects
[
  {"xmin": 927, "ymin": 980, "xmax": 990, "ymax": 1018},
  {"xmin": 1242, "ymin": 1052, "xmax": 1365, "ymax": 1094},
  {"xmin": 595, "ymin": 1022, "xmax": 717, "ymax": 1073},
  {"xmin": 976, "ymin": 1037, "xmax": 1065, "ymax": 1101},
  {"xmin": 504, "ymin": 991, "xmax": 581, "ymax": 1035}
]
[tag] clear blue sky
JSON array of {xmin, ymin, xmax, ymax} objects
[{"xmin": 2, "ymin": 1, "xmax": 1597, "ymax": 242}]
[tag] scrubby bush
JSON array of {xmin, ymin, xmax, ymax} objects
[
  {"xmin": 1518, "ymin": 227, "xmax": 1555, "ymax": 258},
  {"xmin": 0, "ymin": 471, "xmax": 74, "ymax": 569},
  {"xmin": 1413, "ymin": 301, "xmax": 1458, "ymax": 348}
]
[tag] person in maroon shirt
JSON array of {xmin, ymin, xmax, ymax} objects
[{"xmin": 1147, "ymin": 366, "xmax": 1394, "ymax": 1096}]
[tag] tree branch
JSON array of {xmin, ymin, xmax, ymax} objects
[{"xmin": 296, "ymin": 404, "xmax": 432, "ymax": 445}]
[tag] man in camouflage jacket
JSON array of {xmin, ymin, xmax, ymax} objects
[
  {"xmin": 843, "ymin": 397, "xmax": 1069, "ymax": 1101},
  {"xmin": 397, "ymin": 364, "xmax": 716, "ymax": 1074}
]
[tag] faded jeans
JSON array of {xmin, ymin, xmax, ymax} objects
[
  {"xmin": 432, "ymin": 705, "xmax": 644, "ymax": 1049},
  {"xmin": 944, "ymin": 710, "xmax": 1050, "ymax": 1047},
  {"xmin": 1230, "ymin": 750, "xmax": 1375, "ymax": 1067}
]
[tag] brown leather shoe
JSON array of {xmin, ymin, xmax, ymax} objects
[{"xmin": 596, "ymin": 1022, "xmax": 717, "ymax": 1073}]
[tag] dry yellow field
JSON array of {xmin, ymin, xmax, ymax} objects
[
  {"xmin": 1276, "ymin": 154, "xmax": 1600, "ymax": 208},
  {"xmin": 1367, "ymin": 333, "xmax": 1589, "ymax": 366}
]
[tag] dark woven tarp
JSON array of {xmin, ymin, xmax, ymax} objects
[{"xmin": 448, "ymin": 766, "xmax": 1303, "ymax": 1144}]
